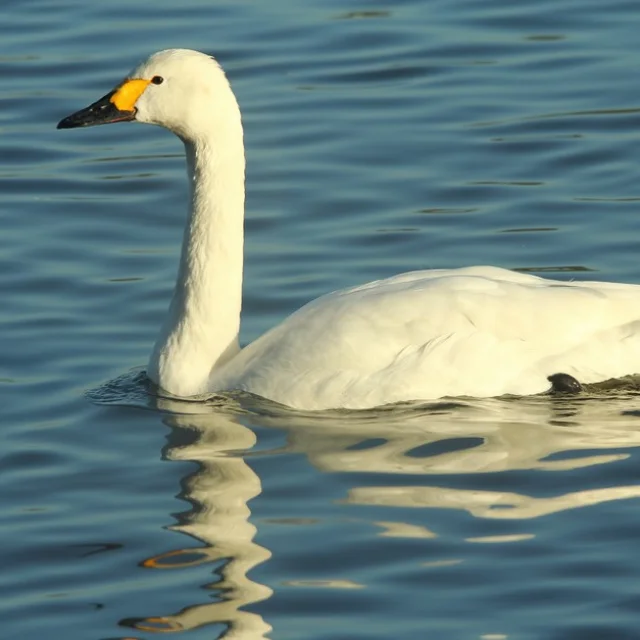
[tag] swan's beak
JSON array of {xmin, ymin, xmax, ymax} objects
[{"xmin": 57, "ymin": 78, "xmax": 150, "ymax": 129}]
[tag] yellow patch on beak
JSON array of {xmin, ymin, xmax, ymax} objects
[{"xmin": 110, "ymin": 78, "xmax": 151, "ymax": 111}]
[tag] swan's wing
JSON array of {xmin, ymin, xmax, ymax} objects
[{"xmin": 213, "ymin": 267, "xmax": 640, "ymax": 409}]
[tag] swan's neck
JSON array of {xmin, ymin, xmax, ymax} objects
[{"xmin": 148, "ymin": 125, "xmax": 245, "ymax": 396}]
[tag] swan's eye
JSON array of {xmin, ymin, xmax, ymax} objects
[{"xmin": 151, "ymin": 75, "xmax": 164, "ymax": 85}]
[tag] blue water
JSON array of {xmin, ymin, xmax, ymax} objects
[{"xmin": 4, "ymin": 0, "xmax": 640, "ymax": 638}]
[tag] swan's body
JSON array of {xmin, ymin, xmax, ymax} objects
[{"xmin": 58, "ymin": 49, "xmax": 640, "ymax": 410}]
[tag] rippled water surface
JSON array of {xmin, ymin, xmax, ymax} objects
[{"xmin": 5, "ymin": 0, "xmax": 640, "ymax": 638}]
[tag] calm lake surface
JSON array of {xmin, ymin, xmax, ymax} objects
[{"xmin": 4, "ymin": 0, "xmax": 640, "ymax": 638}]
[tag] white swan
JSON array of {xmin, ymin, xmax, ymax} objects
[{"xmin": 58, "ymin": 49, "xmax": 640, "ymax": 410}]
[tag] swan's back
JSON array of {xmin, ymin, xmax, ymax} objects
[{"xmin": 210, "ymin": 266, "xmax": 640, "ymax": 409}]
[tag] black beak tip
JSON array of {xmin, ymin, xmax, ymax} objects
[
  {"xmin": 56, "ymin": 90, "xmax": 136, "ymax": 130},
  {"xmin": 56, "ymin": 116, "xmax": 77, "ymax": 130},
  {"xmin": 56, "ymin": 109, "xmax": 136, "ymax": 129}
]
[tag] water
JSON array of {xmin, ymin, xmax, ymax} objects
[{"xmin": 3, "ymin": 0, "xmax": 640, "ymax": 637}]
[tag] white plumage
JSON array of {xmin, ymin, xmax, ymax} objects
[
  {"xmin": 59, "ymin": 49, "xmax": 640, "ymax": 410},
  {"xmin": 211, "ymin": 266, "xmax": 640, "ymax": 409}
]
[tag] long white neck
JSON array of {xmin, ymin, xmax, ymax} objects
[{"xmin": 148, "ymin": 118, "xmax": 245, "ymax": 396}]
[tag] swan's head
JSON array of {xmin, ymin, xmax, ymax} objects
[{"xmin": 57, "ymin": 49, "xmax": 240, "ymax": 140}]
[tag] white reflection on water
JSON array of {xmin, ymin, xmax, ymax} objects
[
  {"xmin": 130, "ymin": 392, "xmax": 640, "ymax": 636},
  {"xmin": 131, "ymin": 403, "xmax": 273, "ymax": 638},
  {"xmin": 276, "ymin": 396, "xmax": 640, "ymax": 476},
  {"xmin": 277, "ymin": 396, "xmax": 640, "ymax": 520}
]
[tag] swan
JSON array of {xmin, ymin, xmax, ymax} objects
[{"xmin": 58, "ymin": 48, "xmax": 640, "ymax": 410}]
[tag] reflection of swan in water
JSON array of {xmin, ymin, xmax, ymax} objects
[
  {"xmin": 273, "ymin": 397, "xmax": 637, "ymax": 473},
  {"xmin": 250, "ymin": 395, "xmax": 640, "ymax": 521},
  {"xmin": 116, "ymin": 380, "xmax": 640, "ymax": 636},
  {"xmin": 129, "ymin": 399, "xmax": 272, "ymax": 639}
]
